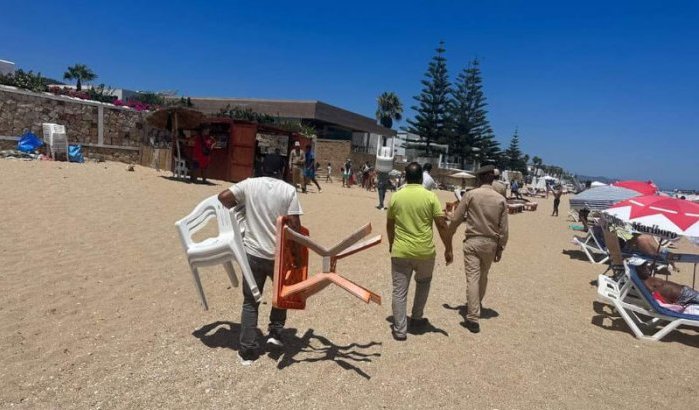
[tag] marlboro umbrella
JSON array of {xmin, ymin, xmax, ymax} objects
[
  {"xmin": 611, "ymin": 180, "xmax": 658, "ymax": 196},
  {"xmin": 602, "ymin": 195, "xmax": 699, "ymax": 240}
]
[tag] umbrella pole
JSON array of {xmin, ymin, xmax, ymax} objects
[{"xmin": 174, "ymin": 114, "xmax": 182, "ymax": 176}]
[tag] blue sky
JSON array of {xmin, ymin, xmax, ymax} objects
[{"xmin": 2, "ymin": 0, "xmax": 698, "ymax": 188}]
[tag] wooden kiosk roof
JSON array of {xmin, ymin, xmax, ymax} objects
[{"xmin": 186, "ymin": 97, "xmax": 396, "ymax": 137}]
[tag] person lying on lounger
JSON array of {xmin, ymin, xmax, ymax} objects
[{"xmin": 636, "ymin": 261, "xmax": 699, "ymax": 306}]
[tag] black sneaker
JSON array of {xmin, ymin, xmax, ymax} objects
[
  {"xmin": 391, "ymin": 328, "xmax": 407, "ymax": 341},
  {"xmin": 267, "ymin": 329, "xmax": 284, "ymax": 348},
  {"xmin": 237, "ymin": 348, "xmax": 259, "ymax": 366},
  {"xmin": 461, "ymin": 320, "xmax": 480, "ymax": 334}
]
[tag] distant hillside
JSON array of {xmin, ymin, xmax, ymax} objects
[{"xmin": 574, "ymin": 174, "xmax": 617, "ymax": 184}]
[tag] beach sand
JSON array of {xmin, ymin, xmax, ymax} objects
[{"xmin": 1, "ymin": 160, "xmax": 697, "ymax": 408}]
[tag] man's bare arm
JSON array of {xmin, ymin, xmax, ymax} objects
[
  {"xmin": 218, "ymin": 189, "xmax": 238, "ymax": 209},
  {"xmin": 386, "ymin": 218, "xmax": 395, "ymax": 253},
  {"xmin": 446, "ymin": 195, "xmax": 468, "ymax": 239},
  {"xmin": 434, "ymin": 215, "xmax": 453, "ymax": 264}
]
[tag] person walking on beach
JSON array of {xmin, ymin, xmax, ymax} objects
[
  {"xmin": 217, "ymin": 177, "xmax": 304, "ymax": 365},
  {"xmin": 376, "ymin": 170, "xmax": 390, "ymax": 210},
  {"xmin": 344, "ymin": 159, "xmax": 353, "ymax": 188},
  {"xmin": 447, "ymin": 165, "xmax": 508, "ymax": 334},
  {"xmin": 325, "ymin": 162, "xmax": 333, "ymax": 183},
  {"xmin": 289, "ymin": 141, "xmax": 306, "ymax": 193},
  {"xmin": 552, "ymin": 185, "xmax": 562, "ymax": 216},
  {"xmin": 387, "ymin": 162, "xmax": 452, "ymax": 341},
  {"xmin": 422, "ymin": 163, "xmax": 438, "ymax": 191},
  {"xmin": 304, "ymin": 144, "xmax": 322, "ymax": 193},
  {"xmin": 511, "ymin": 179, "xmax": 522, "ymax": 199}
]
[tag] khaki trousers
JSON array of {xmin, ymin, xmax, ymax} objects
[
  {"xmin": 391, "ymin": 257, "xmax": 435, "ymax": 337},
  {"xmin": 463, "ymin": 237, "xmax": 498, "ymax": 322},
  {"xmin": 292, "ymin": 166, "xmax": 304, "ymax": 190}
]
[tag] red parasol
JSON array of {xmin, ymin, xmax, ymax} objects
[
  {"xmin": 603, "ymin": 195, "xmax": 699, "ymax": 239},
  {"xmin": 611, "ymin": 180, "xmax": 658, "ymax": 196}
]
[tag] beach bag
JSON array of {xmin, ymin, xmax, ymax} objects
[
  {"xmin": 17, "ymin": 132, "xmax": 43, "ymax": 153},
  {"xmin": 68, "ymin": 144, "xmax": 85, "ymax": 163}
]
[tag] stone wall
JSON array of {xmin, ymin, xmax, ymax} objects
[
  {"xmin": 0, "ymin": 85, "xmax": 147, "ymax": 162},
  {"xmin": 315, "ymin": 139, "xmax": 351, "ymax": 176}
]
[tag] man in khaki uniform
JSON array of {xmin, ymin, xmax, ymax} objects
[
  {"xmin": 447, "ymin": 165, "xmax": 508, "ymax": 333},
  {"xmin": 289, "ymin": 141, "xmax": 306, "ymax": 193}
]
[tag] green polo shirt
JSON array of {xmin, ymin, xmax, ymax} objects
[{"xmin": 387, "ymin": 184, "xmax": 444, "ymax": 259}]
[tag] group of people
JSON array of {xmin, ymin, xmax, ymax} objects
[
  {"xmin": 386, "ymin": 163, "xmax": 508, "ymax": 338},
  {"xmin": 214, "ymin": 161, "xmax": 508, "ymax": 365},
  {"xmin": 288, "ymin": 141, "xmax": 322, "ymax": 193}
]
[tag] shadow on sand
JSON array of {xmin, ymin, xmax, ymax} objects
[
  {"xmin": 590, "ymin": 301, "xmax": 699, "ymax": 348},
  {"xmin": 562, "ymin": 249, "xmax": 595, "ymax": 263},
  {"xmin": 442, "ymin": 303, "xmax": 500, "ymax": 321},
  {"xmin": 383, "ymin": 316, "xmax": 449, "ymax": 337},
  {"xmin": 158, "ymin": 175, "xmax": 219, "ymax": 186},
  {"xmin": 192, "ymin": 321, "xmax": 381, "ymax": 379}
]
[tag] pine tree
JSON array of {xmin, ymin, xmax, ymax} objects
[
  {"xmin": 450, "ymin": 59, "xmax": 500, "ymax": 169},
  {"xmin": 479, "ymin": 126, "xmax": 503, "ymax": 167},
  {"xmin": 504, "ymin": 130, "xmax": 527, "ymax": 173},
  {"xmin": 406, "ymin": 41, "xmax": 452, "ymax": 156}
]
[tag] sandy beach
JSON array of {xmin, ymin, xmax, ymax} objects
[{"xmin": 1, "ymin": 159, "xmax": 697, "ymax": 409}]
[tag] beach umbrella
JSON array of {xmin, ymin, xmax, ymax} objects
[
  {"xmin": 146, "ymin": 108, "xmax": 204, "ymax": 171},
  {"xmin": 450, "ymin": 171, "xmax": 475, "ymax": 179},
  {"xmin": 590, "ymin": 181, "xmax": 607, "ymax": 187},
  {"xmin": 611, "ymin": 180, "xmax": 658, "ymax": 196},
  {"xmin": 602, "ymin": 195, "xmax": 699, "ymax": 240},
  {"xmin": 569, "ymin": 185, "xmax": 640, "ymax": 211}
]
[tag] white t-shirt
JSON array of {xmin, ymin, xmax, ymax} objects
[
  {"xmin": 422, "ymin": 171, "xmax": 437, "ymax": 190},
  {"xmin": 230, "ymin": 177, "xmax": 303, "ymax": 260}
]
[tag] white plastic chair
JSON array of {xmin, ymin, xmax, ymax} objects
[
  {"xmin": 173, "ymin": 138, "xmax": 189, "ymax": 180},
  {"xmin": 42, "ymin": 123, "xmax": 69, "ymax": 160},
  {"xmin": 175, "ymin": 195, "xmax": 261, "ymax": 310}
]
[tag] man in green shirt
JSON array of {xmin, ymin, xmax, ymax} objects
[{"xmin": 387, "ymin": 162, "xmax": 452, "ymax": 341}]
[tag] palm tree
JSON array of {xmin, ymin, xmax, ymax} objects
[
  {"xmin": 375, "ymin": 91, "xmax": 403, "ymax": 129},
  {"xmin": 532, "ymin": 156, "xmax": 543, "ymax": 174},
  {"xmin": 63, "ymin": 64, "xmax": 97, "ymax": 91}
]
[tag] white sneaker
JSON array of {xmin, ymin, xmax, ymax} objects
[
  {"xmin": 237, "ymin": 350, "xmax": 258, "ymax": 366},
  {"xmin": 267, "ymin": 330, "xmax": 284, "ymax": 347}
]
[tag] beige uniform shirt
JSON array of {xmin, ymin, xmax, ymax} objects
[
  {"xmin": 450, "ymin": 184, "xmax": 509, "ymax": 248},
  {"xmin": 289, "ymin": 149, "xmax": 305, "ymax": 169}
]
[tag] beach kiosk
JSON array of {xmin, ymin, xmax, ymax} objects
[{"xmin": 178, "ymin": 117, "xmax": 310, "ymax": 183}]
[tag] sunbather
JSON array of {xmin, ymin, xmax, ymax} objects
[{"xmin": 636, "ymin": 261, "xmax": 699, "ymax": 305}]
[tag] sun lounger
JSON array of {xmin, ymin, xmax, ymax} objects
[
  {"xmin": 597, "ymin": 262, "xmax": 699, "ymax": 341},
  {"xmin": 571, "ymin": 228, "xmax": 610, "ymax": 264},
  {"xmin": 507, "ymin": 203, "xmax": 525, "ymax": 214}
]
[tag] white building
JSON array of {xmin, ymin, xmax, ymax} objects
[
  {"xmin": 48, "ymin": 84, "xmax": 142, "ymax": 101},
  {"xmin": 0, "ymin": 59, "xmax": 16, "ymax": 76}
]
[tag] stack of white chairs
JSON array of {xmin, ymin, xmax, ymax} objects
[
  {"xmin": 42, "ymin": 123, "xmax": 69, "ymax": 160},
  {"xmin": 175, "ymin": 195, "xmax": 260, "ymax": 310}
]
